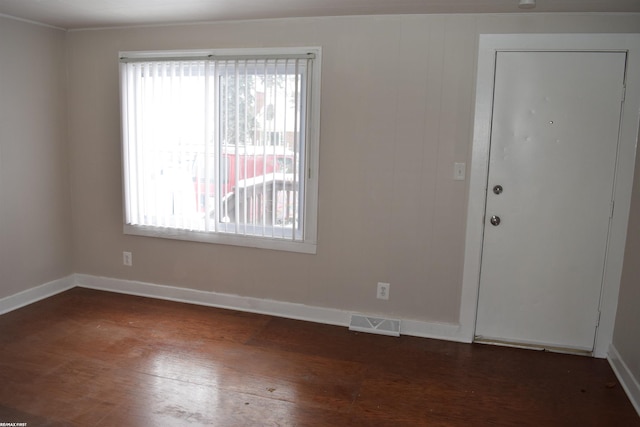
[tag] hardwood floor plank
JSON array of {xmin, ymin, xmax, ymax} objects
[{"xmin": 0, "ymin": 288, "xmax": 638, "ymax": 426}]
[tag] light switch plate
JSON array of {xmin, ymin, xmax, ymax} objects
[{"xmin": 454, "ymin": 162, "xmax": 466, "ymax": 181}]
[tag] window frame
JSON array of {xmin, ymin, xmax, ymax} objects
[{"xmin": 119, "ymin": 47, "xmax": 321, "ymax": 254}]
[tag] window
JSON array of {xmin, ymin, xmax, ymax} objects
[{"xmin": 120, "ymin": 48, "xmax": 321, "ymax": 253}]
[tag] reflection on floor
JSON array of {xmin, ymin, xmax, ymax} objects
[{"xmin": 0, "ymin": 288, "xmax": 638, "ymax": 426}]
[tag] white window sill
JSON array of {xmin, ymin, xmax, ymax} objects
[{"xmin": 124, "ymin": 224, "xmax": 317, "ymax": 254}]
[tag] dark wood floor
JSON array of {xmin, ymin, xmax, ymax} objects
[{"xmin": 0, "ymin": 288, "xmax": 638, "ymax": 426}]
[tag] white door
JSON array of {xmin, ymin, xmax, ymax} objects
[{"xmin": 475, "ymin": 51, "xmax": 626, "ymax": 352}]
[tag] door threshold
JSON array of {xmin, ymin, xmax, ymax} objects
[{"xmin": 474, "ymin": 337, "xmax": 593, "ymax": 357}]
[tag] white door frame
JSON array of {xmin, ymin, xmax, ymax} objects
[{"xmin": 460, "ymin": 34, "xmax": 640, "ymax": 358}]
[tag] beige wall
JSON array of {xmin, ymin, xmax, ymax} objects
[
  {"xmin": 0, "ymin": 18, "xmax": 72, "ymax": 298},
  {"xmin": 66, "ymin": 13, "xmax": 640, "ymax": 325},
  {"xmin": 614, "ymin": 128, "xmax": 640, "ymax": 381}
]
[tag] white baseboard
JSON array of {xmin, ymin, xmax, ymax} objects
[
  {"xmin": 73, "ymin": 273, "xmax": 349, "ymax": 326},
  {"xmin": 608, "ymin": 344, "xmax": 640, "ymax": 417},
  {"xmin": 402, "ymin": 318, "xmax": 468, "ymax": 343},
  {"xmin": 0, "ymin": 275, "xmax": 75, "ymax": 315},
  {"xmin": 73, "ymin": 274, "xmax": 465, "ymax": 342}
]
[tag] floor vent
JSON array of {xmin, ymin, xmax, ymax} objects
[{"xmin": 349, "ymin": 314, "xmax": 401, "ymax": 337}]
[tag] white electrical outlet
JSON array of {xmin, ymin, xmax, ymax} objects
[
  {"xmin": 377, "ymin": 282, "xmax": 390, "ymax": 300},
  {"xmin": 123, "ymin": 251, "xmax": 132, "ymax": 266}
]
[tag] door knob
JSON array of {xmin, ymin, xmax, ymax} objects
[
  {"xmin": 493, "ymin": 185, "xmax": 503, "ymax": 195},
  {"xmin": 490, "ymin": 215, "xmax": 501, "ymax": 226}
]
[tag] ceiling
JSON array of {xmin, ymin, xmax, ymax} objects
[{"xmin": 0, "ymin": 0, "xmax": 639, "ymax": 30}]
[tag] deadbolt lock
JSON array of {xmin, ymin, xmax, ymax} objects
[
  {"xmin": 490, "ymin": 215, "xmax": 501, "ymax": 226},
  {"xmin": 493, "ymin": 185, "xmax": 503, "ymax": 195}
]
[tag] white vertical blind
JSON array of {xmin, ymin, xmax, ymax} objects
[
  {"xmin": 121, "ymin": 59, "xmax": 207, "ymax": 230},
  {"xmin": 120, "ymin": 54, "xmax": 311, "ymax": 242}
]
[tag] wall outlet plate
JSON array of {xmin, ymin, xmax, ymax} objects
[
  {"xmin": 123, "ymin": 251, "xmax": 132, "ymax": 266},
  {"xmin": 377, "ymin": 282, "xmax": 390, "ymax": 300}
]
